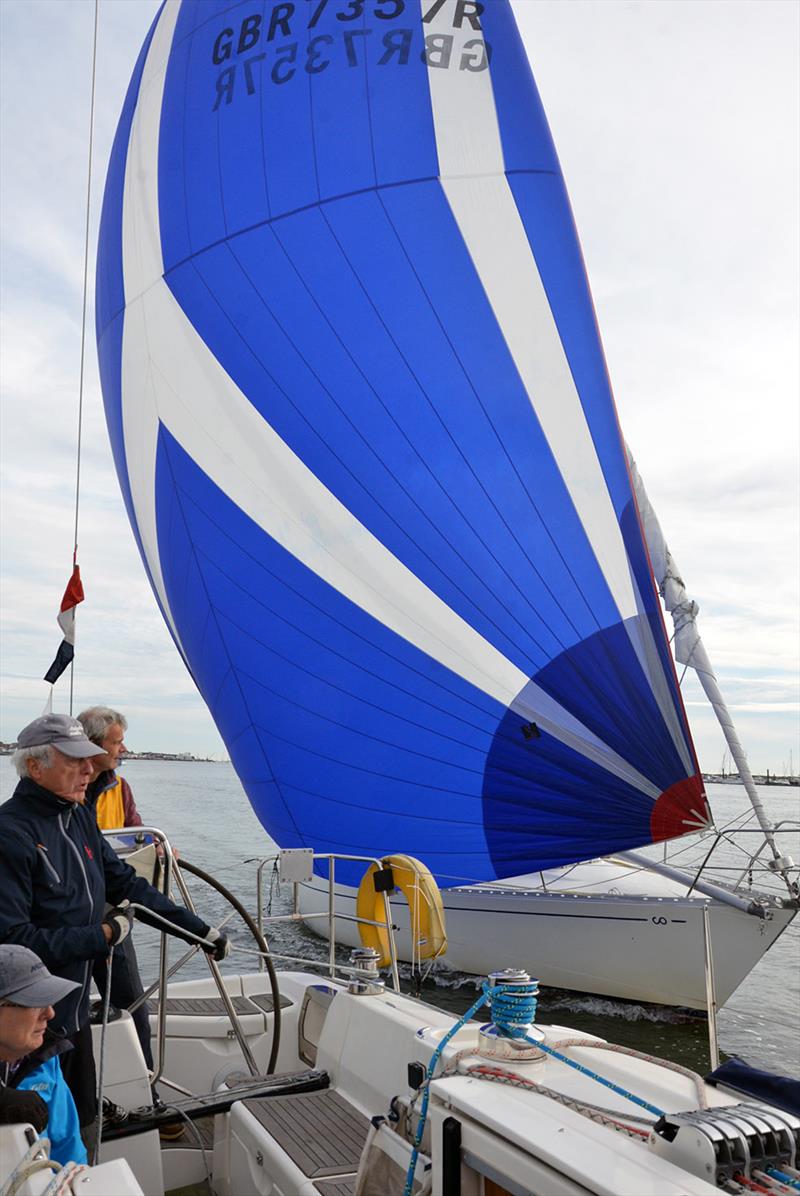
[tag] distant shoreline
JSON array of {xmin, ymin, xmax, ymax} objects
[
  {"xmin": 122, "ymin": 752, "xmax": 228, "ymax": 764},
  {"xmin": 702, "ymin": 773, "xmax": 799, "ymax": 787},
  {"xmin": 0, "ymin": 744, "xmax": 228, "ymax": 764},
  {"xmin": 0, "ymin": 745, "xmax": 794, "ymax": 779}
]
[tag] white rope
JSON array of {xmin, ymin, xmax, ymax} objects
[
  {"xmin": 435, "ymin": 1052, "xmax": 653, "ymax": 1141},
  {"xmin": 0, "ymin": 1141, "xmax": 60, "ymax": 1196},
  {"xmin": 41, "ymin": 1162, "xmax": 89, "ymax": 1196}
]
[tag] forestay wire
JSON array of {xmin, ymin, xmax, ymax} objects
[{"xmin": 69, "ymin": 0, "xmax": 99, "ymax": 715}]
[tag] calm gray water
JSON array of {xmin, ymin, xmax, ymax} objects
[{"xmin": 113, "ymin": 762, "xmax": 799, "ymax": 1078}]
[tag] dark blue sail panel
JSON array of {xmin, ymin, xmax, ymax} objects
[
  {"xmin": 96, "ymin": 0, "xmax": 708, "ymax": 887},
  {"xmin": 155, "ymin": 427, "xmax": 669, "ymax": 883}
]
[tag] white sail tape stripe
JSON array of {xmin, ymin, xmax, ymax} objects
[
  {"xmin": 121, "ymin": 0, "xmax": 184, "ymax": 654},
  {"xmin": 118, "ymin": 0, "xmax": 659, "ymax": 799},
  {"xmin": 423, "ymin": 0, "xmax": 637, "ymax": 623},
  {"xmin": 424, "ymin": 0, "xmax": 693, "ymax": 775}
]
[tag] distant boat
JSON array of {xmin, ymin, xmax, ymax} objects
[{"xmin": 96, "ymin": 0, "xmax": 797, "ymax": 1008}]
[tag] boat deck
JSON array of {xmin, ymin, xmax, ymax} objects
[
  {"xmin": 161, "ymin": 1081, "xmax": 368, "ymax": 1195},
  {"xmin": 147, "ymin": 994, "xmax": 290, "ymax": 1017},
  {"xmin": 243, "ymin": 1089, "xmax": 369, "ymax": 1181}
]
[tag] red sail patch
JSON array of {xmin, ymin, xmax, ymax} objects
[{"xmin": 650, "ymin": 775, "xmax": 710, "ymax": 842}]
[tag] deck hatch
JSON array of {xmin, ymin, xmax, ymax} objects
[{"xmin": 243, "ymin": 1089, "xmax": 370, "ymax": 1178}]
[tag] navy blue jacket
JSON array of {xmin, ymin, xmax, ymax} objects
[{"xmin": 0, "ymin": 778, "xmax": 211, "ymax": 1036}]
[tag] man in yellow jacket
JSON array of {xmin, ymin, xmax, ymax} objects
[
  {"xmin": 77, "ymin": 708, "xmax": 151, "ymax": 1074},
  {"xmin": 78, "ymin": 708, "xmax": 140, "ymax": 832}
]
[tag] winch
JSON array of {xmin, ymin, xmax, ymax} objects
[
  {"xmin": 347, "ymin": 947, "xmax": 385, "ymax": 996},
  {"xmin": 477, "ymin": 969, "xmax": 545, "ymax": 1063}
]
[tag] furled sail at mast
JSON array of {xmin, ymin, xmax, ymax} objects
[
  {"xmin": 627, "ymin": 448, "xmax": 789, "ymax": 875},
  {"xmin": 96, "ymin": 0, "xmax": 709, "ymax": 887}
]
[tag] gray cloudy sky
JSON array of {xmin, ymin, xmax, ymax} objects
[{"xmin": 1, "ymin": 0, "xmax": 797, "ymax": 773}]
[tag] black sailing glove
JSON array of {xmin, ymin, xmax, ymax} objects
[
  {"xmin": 201, "ymin": 928, "xmax": 231, "ymax": 962},
  {"xmin": 0, "ymin": 1085, "xmax": 49, "ymax": 1132}
]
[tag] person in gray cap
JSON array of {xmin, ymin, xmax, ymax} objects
[
  {"xmin": 0, "ymin": 944, "xmax": 87, "ymax": 1165},
  {"xmin": 0, "ymin": 714, "xmax": 230, "ymax": 1132}
]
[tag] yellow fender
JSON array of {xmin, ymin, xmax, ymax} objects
[{"xmin": 356, "ymin": 854, "xmax": 447, "ymax": 967}]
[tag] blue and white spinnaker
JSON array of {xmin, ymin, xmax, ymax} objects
[{"xmin": 97, "ymin": 0, "xmax": 708, "ymax": 887}]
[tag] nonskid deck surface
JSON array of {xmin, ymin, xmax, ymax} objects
[
  {"xmin": 166, "ymin": 1183, "xmax": 355, "ymax": 1196},
  {"xmin": 157, "ymin": 1079, "xmax": 364, "ymax": 1194},
  {"xmin": 146, "ymin": 993, "xmax": 291, "ymax": 1016},
  {"xmin": 243, "ymin": 1089, "xmax": 370, "ymax": 1181}
]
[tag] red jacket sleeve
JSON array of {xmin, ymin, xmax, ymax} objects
[{"xmin": 120, "ymin": 776, "xmax": 144, "ymax": 828}]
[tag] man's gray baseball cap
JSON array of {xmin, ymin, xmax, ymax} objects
[
  {"xmin": 16, "ymin": 713, "xmax": 105, "ymax": 759},
  {"xmin": 0, "ymin": 945, "xmax": 79, "ymax": 1007}
]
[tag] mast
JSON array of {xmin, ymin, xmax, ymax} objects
[{"xmin": 626, "ymin": 449, "xmax": 795, "ymax": 892}]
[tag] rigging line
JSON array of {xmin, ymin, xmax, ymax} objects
[{"xmin": 69, "ymin": 0, "xmax": 99, "ymax": 716}]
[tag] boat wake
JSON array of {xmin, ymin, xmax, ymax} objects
[
  {"xmin": 408, "ymin": 962, "xmax": 700, "ymax": 1023},
  {"xmin": 542, "ymin": 994, "xmax": 701, "ymax": 1024}
]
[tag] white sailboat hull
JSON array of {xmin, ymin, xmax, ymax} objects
[
  {"xmin": 297, "ymin": 859, "xmax": 795, "ymax": 1009},
  {"xmin": 58, "ymin": 969, "xmax": 794, "ymax": 1196}
]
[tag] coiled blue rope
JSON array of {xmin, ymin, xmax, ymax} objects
[
  {"xmin": 487, "ymin": 979, "xmax": 539, "ymax": 1033},
  {"xmin": 402, "ymin": 977, "xmax": 665, "ymax": 1196}
]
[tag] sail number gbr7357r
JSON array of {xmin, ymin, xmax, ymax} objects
[{"xmin": 211, "ymin": 0, "xmax": 492, "ymax": 109}]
